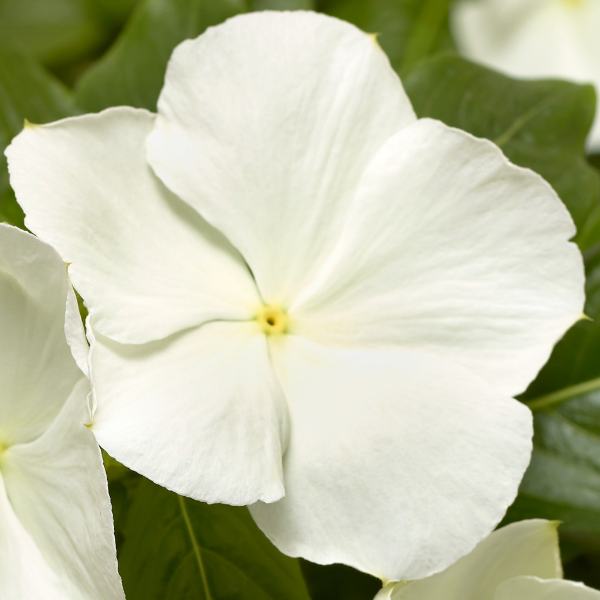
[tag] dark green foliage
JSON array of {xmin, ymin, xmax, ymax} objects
[
  {"xmin": 0, "ymin": 28, "xmax": 77, "ymax": 227},
  {"xmin": 75, "ymin": 0, "xmax": 246, "ymax": 112},
  {"xmin": 114, "ymin": 477, "xmax": 311, "ymax": 600}
]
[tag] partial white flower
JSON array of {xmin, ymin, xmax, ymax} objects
[
  {"xmin": 452, "ymin": 0, "xmax": 600, "ymax": 151},
  {"xmin": 376, "ymin": 519, "xmax": 600, "ymax": 600},
  {"xmin": 6, "ymin": 11, "xmax": 584, "ymax": 581},
  {"xmin": 0, "ymin": 224, "xmax": 124, "ymax": 599}
]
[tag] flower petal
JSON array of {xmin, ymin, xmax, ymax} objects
[
  {"xmin": 90, "ymin": 321, "xmax": 288, "ymax": 504},
  {"xmin": 0, "ymin": 224, "xmax": 81, "ymax": 446},
  {"xmin": 495, "ymin": 577, "xmax": 600, "ymax": 600},
  {"xmin": 6, "ymin": 108, "xmax": 259, "ymax": 344},
  {"xmin": 147, "ymin": 11, "xmax": 416, "ymax": 305},
  {"xmin": 387, "ymin": 520, "xmax": 562, "ymax": 600},
  {"xmin": 292, "ymin": 119, "xmax": 584, "ymax": 397},
  {"xmin": 250, "ymin": 337, "xmax": 533, "ymax": 581},
  {"xmin": 1, "ymin": 378, "xmax": 124, "ymax": 600},
  {"xmin": 0, "ymin": 474, "xmax": 67, "ymax": 600}
]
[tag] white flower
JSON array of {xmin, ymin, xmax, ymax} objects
[
  {"xmin": 6, "ymin": 11, "xmax": 584, "ymax": 581},
  {"xmin": 376, "ymin": 519, "xmax": 600, "ymax": 600},
  {"xmin": 452, "ymin": 0, "xmax": 600, "ymax": 151},
  {"xmin": 0, "ymin": 224, "xmax": 124, "ymax": 599}
]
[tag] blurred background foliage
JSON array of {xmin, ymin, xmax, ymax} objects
[{"xmin": 2, "ymin": 0, "xmax": 600, "ymax": 598}]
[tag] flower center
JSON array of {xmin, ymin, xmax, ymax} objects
[
  {"xmin": 561, "ymin": 0, "xmax": 585, "ymax": 7},
  {"xmin": 256, "ymin": 305, "xmax": 288, "ymax": 335}
]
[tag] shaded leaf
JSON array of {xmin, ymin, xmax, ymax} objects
[
  {"xmin": 0, "ymin": 0, "xmax": 139, "ymax": 84},
  {"xmin": 75, "ymin": 0, "xmax": 246, "ymax": 112},
  {"xmin": 117, "ymin": 477, "xmax": 311, "ymax": 600},
  {"xmin": 0, "ymin": 27, "xmax": 76, "ymax": 227},
  {"xmin": 404, "ymin": 54, "xmax": 600, "ymax": 249},
  {"xmin": 300, "ymin": 560, "xmax": 380, "ymax": 600},
  {"xmin": 250, "ymin": 0, "xmax": 313, "ymax": 8}
]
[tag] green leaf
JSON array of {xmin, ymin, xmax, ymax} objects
[
  {"xmin": 0, "ymin": 0, "xmax": 139, "ymax": 83},
  {"xmin": 250, "ymin": 0, "xmax": 313, "ymax": 8},
  {"xmin": 403, "ymin": 54, "xmax": 600, "ymax": 250},
  {"xmin": 117, "ymin": 477, "xmax": 311, "ymax": 600},
  {"xmin": 318, "ymin": 0, "xmax": 454, "ymax": 75},
  {"xmin": 0, "ymin": 28, "xmax": 76, "ymax": 227},
  {"xmin": 75, "ymin": 0, "xmax": 247, "ymax": 112}
]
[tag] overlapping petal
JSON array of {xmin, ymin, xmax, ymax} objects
[
  {"xmin": 250, "ymin": 337, "xmax": 532, "ymax": 581},
  {"xmin": 6, "ymin": 108, "xmax": 259, "ymax": 345},
  {"xmin": 90, "ymin": 321, "xmax": 289, "ymax": 504},
  {"xmin": 0, "ymin": 224, "xmax": 82, "ymax": 445},
  {"xmin": 0, "ymin": 475, "xmax": 67, "ymax": 600},
  {"xmin": 292, "ymin": 119, "xmax": 584, "ymax": 397},
  {"xmin": 385, "ymin": 520, "xmax": 561, "ymax": 599},
  {"xmin": 2, "ymin": 379, "xmax": 124, "ymax": 600},
  {"xmin": 147, "ymin": 11, "xmax": 416, "ymax": 305},
  {"xmin": 495, "ymin": 577, "xmax": 600, "ymax": 600},
  {"xmin": 0, "ymin": 226, "xmax": 123, "ymax": 599}
]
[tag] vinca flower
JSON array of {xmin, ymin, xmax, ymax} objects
[
  {"xmin": 6, "ymin": 11, "xmax": 584, "ymax": 581},
  {"xmin": 452, "ymin": 0, "xmax": 600, "ymax": 151},
  {"xmin": 0, "ymin": 225, "xmax": 124, "ymax": 599},
  {"xmin": 376, "ymin": 520, "xmax": 600, "ymax": 600}
]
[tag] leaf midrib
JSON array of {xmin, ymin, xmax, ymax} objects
[
  {"xmin": 177, "ymin": 497, "xmax": 290, "ymax": 600},
  {"xmin": 178, "ymin": 495, "xmax": 213, "ymax": 600}
]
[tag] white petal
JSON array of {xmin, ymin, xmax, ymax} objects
[
  {"xmin": 0, "ymin": 224, "xmax": 81, "ymax": 445},
  {"xmin": 6, "ymin": 108, "xmax": 259, "ymax": 344},
  {"xmin": 0, "ymin": 473, "xmax": 68, "ymax": 600},
  {"xmin": 250, "ymin": 337, "xmax": 533, "ymax": 581},
  {"xmin": 148, "ymin": 11, "xmax": 416, "ymax": 305},
  {"xmin": 2, "ymin": 378, "xmax": 124, "ymax": 600},
  {"xmin": 90, "ymin": 321, "xmax": 288, "ymax": 504},
  {"xmin": 387, "ymin": 520, "xmax": 562, "ymax": 600},
  {"xmin": 495, "ymin": 577, "xmax": 600, "ymax": 600},
  {"xmin": 292, "ymin": 119, "xmax": 584, "ymax": 397},
  {"xmin": 451, "ymin": 0, "xmax": 600, "ymax": 151}
]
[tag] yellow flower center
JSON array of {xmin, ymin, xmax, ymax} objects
[
  {"xmin": 256, "ymin": 305, "xmax": 288, "ymax": 335},
  {"xmin": 562, "ymin": 0, "xmax": 585, "ymax": 7}
]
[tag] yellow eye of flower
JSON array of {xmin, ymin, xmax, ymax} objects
[{"xmin": 256, "ymin": 305, "xmax": 288, "ymax": 335}]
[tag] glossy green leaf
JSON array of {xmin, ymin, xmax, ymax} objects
[
  {"xmin": 117, "ymin": 477, "xmax": 311, "ymax": 600},
  {"xmin": 403, "ymin": 54, "xmax": 600, "ymax": 250},
  {"xmin": 318, "ymin": 0, "xmax": 454, "ymax": 75},
  {"xmin": 75, "ymin": 0, "xmax": 247, "ymax": 112},
  {"xmin": 0, "ymin": 28, "xmax": 76, "ymax": 227}
]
